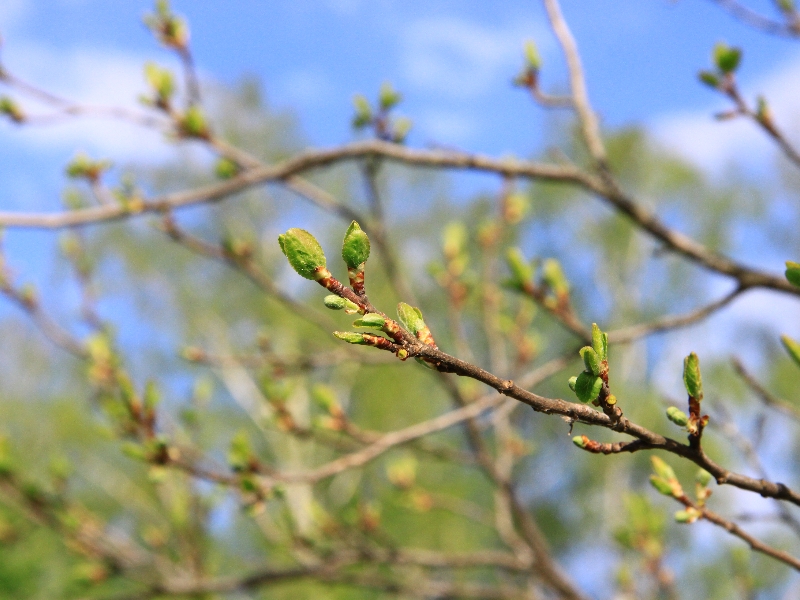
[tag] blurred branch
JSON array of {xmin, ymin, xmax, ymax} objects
[
  {"xmin": 708, "ymin": 0, "xmax": 800, "ymax": 37},
  {"xmin": 732, "ymin": 357, "xmax": 800, "ymax": 421},
  {"xmin": 676, "ymin": 494, "xmax": 800, "ymax": 571},
  {"xmin": 160, "ymin": 214, "xmax": 337, "ymax": 333}
]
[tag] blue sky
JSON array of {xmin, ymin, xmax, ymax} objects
[
  {"xmin": 1, "ymin": 0, "xmax": 799, "ymax": 173},
  {"xmin": 0, "ymin": 0, "xmax": 799, "ymax": 391}
]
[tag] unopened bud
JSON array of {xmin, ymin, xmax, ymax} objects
[
  {"xmin": 353, "ymin": 313, "xmax": 385, "ymax": 329},
  {"xmin": 278, "ymin": 228, "xmax": 327, "ymax": 280},
  {"xmin": 666, "ymin": 406, "xmax": 689, "ymax": 427},
  {"xmin": 781, "ymin": 334, "xmax": 800, "ymax": 368},
  {"xmin": 333, "ymin": 331, "xmax": 367, "ymax": 345},
  {"xmin": 682, "ymin": 352, "xmax": 703, "ymax": 400},
  {"xmin": 341, "ymin": 221, "xmax": 370, "ymax": 268},
  {"xmin": 579, "ymin": 346, "xmax": 601, "ymax": 377}
]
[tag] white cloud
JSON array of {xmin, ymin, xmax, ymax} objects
[
  {"xmin": 653, "ymin": 53, "xmax": 800, "ymax": 174},
  {"xmin": 0, "ymin": 41, "xmax": 186, "ymax": 163},
  {"xmin": 416, "ymin": 108, "xmax": 478, "ymax": 144},
  {"xmin": 401, "ymin": 16, "xmax": 550, "ymax": 99}
]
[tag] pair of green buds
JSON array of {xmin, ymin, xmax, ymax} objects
[
  {"xmin": 650, "ymin": 456, "xmax": 713, "ymax": 523},
  {"xmin": 665, "ymin": 353, "xmax": 703, "ymax": 429},
  {"xmin": 278, "ymin": 221, "xmax": 370, "ymax": 292},
  {"xmin": 330, "ymin": 303, "xmax": 434, "ymax": 351},
  {"xmin": 568, "ymin": 323, "xmax": 611, "ymax": 404}
]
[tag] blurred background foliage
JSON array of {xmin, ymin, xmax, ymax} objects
[{"xmin": 0, "ymin": 29, "xmax": 799, "ymax": 600}]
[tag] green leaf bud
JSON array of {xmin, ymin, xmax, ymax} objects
[
  {"xmin": 120, "ymin": 442, "xmax": 148, "ymax": 462},
  {"xmin": 572, "ymin": 435, "xmax": 587, "ymax": 448},
  {"xmin": 573, "ymin": 371, "xmax": 603, "ymax": 403},
  {"xmin": 333, "ymin": 331, "xmax": 367, "ymax": 345},
  {"xmin": 713, "ymin": 42, "xmax": 742, "ymax": 74},
  {"xmin": 673, "ymin": 509, "xmax": 695, "ymax": 523},
  {"xmin": 650, "ymin": 456, "xmax": 676, "ymax": 482},
  {"xmin": 523, "ymin": 40, "xmax": 541, "ymax": 71},
  {"xmin": 781, "ymin": 334, "xmax": 800, "ymax": 368},
  {"xmin": 568, "ymin": 375, "xmax": 578, "ymax": 392},
  {"xmin": 698, "ymin": 70, "xmax": 721, "ymax": 88},
  {"xmin": 786, "ymin": 261, "xmax": 800, "ymax": 287},
  {"xmin": 591, "ymin": 323, "xmax": 608, "ymax": 360},
  {"xmin": 215, "ymin": 157, "xmax": 239, "ymax": 179},
  {"xmin": 682, "ymin": 352, "xmax": 703, "ymax": 399},
  {"xmin": 649, "ymin": 475, "xmax": 676, "ymax": 497},
  {"xmin": 311, "ymin": 384, "xmax": 341, "ymax": 415},
  {"xmin": 392, "ymin": 116, "xmax": 413, "ymax": 144},
  {"xmin": 579, "ymin": 346, "xmax": 602, "ymax": 377},
  {"xmin": 65, "ymin": 152, "xmax": 112, "ymax": 181},
  {"xmin": 0, "ymin": 96, "xmax": 24, "ymax": 123},
  {"xmin": 228, "ymin": 430, "xmax": 252, "ymax": 472},
  {"xmin": 353, "ymin": 313, "xmax": 385, "ymax": 329},
  {"xmin": 397, "ymin": 302, "xmax": 426, "ymax": 335},
  {"xmin": 442, "ymin": 222, "xmax": 467, "ymax": 258},
  {"xmin": 696, "ymin": 469, "xmax": 713, "ymax": 487},
  {"xmin": 341, "ymin": 221, "xmax": 370, "ymax": 268},
  {"xmin": 379, "ymin": 81, "xmax": 402, "ymax": 111},
  {"xmin": 386, "ymin": 455, "xmax": 417, "ymax": 489},
  {"xmin": 505, "ymin": 247, "xmax": 533, "ymax": 288},
  {"xmin": 542, "ymin": 258, "xmax": 569, "ymax": 297},
  {"xmin": 666, "ymin": 406, "xmax": 689, "ymax": 427},
  {"xmin": 323, "ymin": 295, "xmax": 360, "ymax": 313},
  {"xmin": 179, "ymin": 105, "xmax": 209, "ymax": 138},
  {"xmin": 352, "ymin": 94, "xmax": 372, "ymax": 128},
  {"xmin": 144, "ymin": 62, "xmax": 175, "ymax": 105},
  {"xmin": 278, "ymin": 228, "xmax": 327, "ymax": 280}
]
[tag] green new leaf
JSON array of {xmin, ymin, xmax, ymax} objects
[
  {"xmin": 713, "ymin": 42, "xmax": 742, "ymax": 74},
  {"xmin": 144, "ymin": 62, "xmax": 175, "ymax": 102},
  {"xmin": 341, "ymin": 221, "xmax": 370, "ymax": 268},
  {"xmin": 353, "ymin": 313, "xmax": 385, "ymax": 329},
  {"xmin": 180, "ymin": 105, "xmax": 209, "ymax": 138},
  {"xmin": 573, "ymin": 371, "xmax": 602, "ymax": 403},
  {"xmin": 786, "ymin": 261, "xmax": 800, "ymax": 287},
  {"xmin": 323, "ymin": 295, "xmax": 360, "ymax": 313},
  {"xmin": 333, "ymin": 331, "xmax": 367, "ymax": 344},
  {"xmin": 311, "ymin": 384, "xmax": 340, "ymax": 414},
  {"xmin": 682, "ymin": 352, "xmax": 703, "ymax": 399},
  {"xmin": 580, "ymin": 346, "xmax": 601, "ymax": 376},
  {"xmin": 781, "ymin": 334, "xmax": 800, "ymax": 368},
  {"xmin": 228, "ymin": 430, "xmax": 252, "ymax": 472},
  {"xmin": 651, "ymin": 456, "xmax": 676, "ymax": 482},
  {"xmin": 352, "ymin": 94, "xmax": 372, "ymax": 128},
  {"xmin": 698, "ymin": 70, "xmax": 720, "ymax": 89},
  {"xmin": 0, "ymin": 96, "xmax": 24, "ymax": 123},
  {"xmin": 392, "ymin": 116, "xmax": 413, "ymax": 144},
  {"xmin": 696, "ymin": 469, "xmax": 713, "ymax": 487},
  {"xmin": 523, "ymin": 40, "xmax": 541, "ymax": 71},
  {"xmin": 505, "ymin": 248, "xmax": 533, "ymax": 288},
  {"xmin": 591, "ymin": 323, "xmax": 608, "ymax": 361},
  {"xmin": 379, "ymin": 81, "xmax": 402, "ymax": 111},
  {"xmin": 666, "ymin": 406, "xmax": 689, "ymax": 427},
  {"xmin": 649, "ymin": 475, "xmax": 676, "ymax": 497},
  {"xmin": 278, "ymin": 228, "xmax": 327, "ymax": 280},
  {"xmin": 673, "ymin": 509, "xmax": 698, "ymax": 524},
  {"xmin": 215, "ymin": 157, "xmax": 239, "ymax": 179},
  {"xmin": 567, "ymin": 376, "xmax": 578, "ymax": 392},
  {"xmin": 572, "ymin": 435, "xmax": 587, "ymax": 449},
  {"xmin": 542, "ymin": 258, "xmax": 569, "ymax": 297},
  {"xmin": 397, "ymin": 302, "xmax": 426, "ymax": 335}
]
